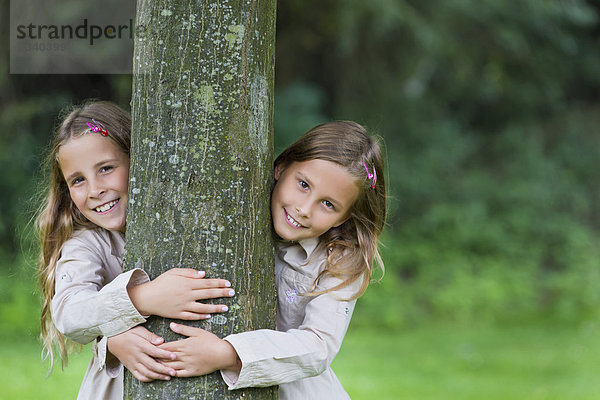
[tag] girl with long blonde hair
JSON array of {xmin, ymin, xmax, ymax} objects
[{"xmin": 37, "ymin": 100, "xmax": 233, "ymax": 399}]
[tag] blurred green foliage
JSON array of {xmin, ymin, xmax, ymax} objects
[
  {"xmin": 273, "ymin": 0, "xmax": 600, "ymax": 327},
  {"xmin": 1, "ymin": 0, "xmax": 600, "ymax": 337}
]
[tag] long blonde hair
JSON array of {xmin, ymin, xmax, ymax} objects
[
  {"xmin": 274, "ymin": 121, "xmax": 387, "ymax": 299},
  {"xmin": 36, "ymin": 101, "xmax": 131, "ymax": 369}
]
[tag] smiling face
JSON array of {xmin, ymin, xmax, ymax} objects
[
  {"xmin": 271, "ymin": 159, "xmax": 359, "ymax": 242},
  {"xmin": 57, "ymin": 132, "xmax": 129, "ymax": 233}
]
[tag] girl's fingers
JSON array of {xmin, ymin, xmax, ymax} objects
[
  {"xmin": 157, "ymin": 341, "xmax": 177, "ymax": 352},
  {"xmin": 170, "ymin": 322, "xmax": 203, "ymax": 338},
  {"xmin": 130, "ymin": 364, "xmax": 161, "ymax": 382},
  {"xmin": 160, "ymin": 362, "xmax": 195, "ymax": 377},
  {"xmin": 173, "ymin": 368, "xmax": 195, "ymax": 378},
  {"xmin": 132, "ymin": 326, "xmax": 164, "ymax": 345},
  {"xmin": 145, "ymin": 345, "xmax": 176, "ymax": 361},
  {"xmin": 149, "ymin": 335, "xmax": 164, "ymax": 345},
  {"xmin": 177, "ymin": 311, "xmax": 212, "ymax": 321},
  {"xmin": 165, "ymin": 268, "xmax": 206, "ymax": 278},
  {"xmin": 188, "ymin": 302, "xmax": 230, "ymax": 314},
  {"xmin": 165, "ymin": 269, "xmax": 232, "ymax": 289},
  {"xmin": 168, "ymin": 268, "xmax": 231, "ymax": 286},
  {"xmin": 177, "ymin": 300, "xmax": 232, "ymax": 320},
  {"xmin": 135, "ymin": 364, "xmax": 172, "ymax": 382},
  {"xmin": 160, "ymin": 360, "xmax": 186, "ymax": 369},
  {"xmin": 142, "ymin": 358, "xmax": 177, "ymax": 378},
  {"xmin": 134, "ymin": 345, "xmax": 177, "ymax": 376},
  {"xmin": 131, "ymin": 371, "xmax": 153, "ymax": 383},
  {"xmin": 134, "ymin": 352, "xmax": 177, "ymax": 380},
  {"xmin": 192, "ymin": 288, "xmax": 235, "ymax": 300},
  {"xmin": 191, "ymin": 278, "xmax": 232, "ymax": 289}
]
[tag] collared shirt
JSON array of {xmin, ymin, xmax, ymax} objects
[
  {"xmin": 51, "ymin": 228, "xmax": 148, "ymax": 400},
  {"xmin": 222, "ymin": 237, "xmax": 361, "ymax": 399}
]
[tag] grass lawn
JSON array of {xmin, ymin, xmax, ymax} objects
[
  {"xmin": 1, "ymin": 319, "xmax": 599, "ymax": 399},
  {"xmin": 333, "ymin": 319, "xmax": 600, "ymax": 399},
  {"xmin": 0, "ymin": 333, "xmax": 90, "ymax": 400}
]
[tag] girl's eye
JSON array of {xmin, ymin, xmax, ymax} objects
[
  {"xmin": 100, "ymin": 166, "xmax": 113, "ymax": 173},
  {"xmin": 323, "ymin": 200, "xmax": 334, "ymax": 209},
  {"xmin": 72, "ymin": 177, "xmax": 84, "ymax": 185},
  {"xmin": 299, "ymin": 180, "xmax": 309, "ymax": 190}
]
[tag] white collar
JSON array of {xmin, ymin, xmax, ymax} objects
[
  {"xmin": 277, "ymin": 236, "xmax": 320, "ymax": 266},
  {"xmin": 298, "ymin": 237, "xmax": 320, "ymax": 258},
  {"xmin": 108, "ymin": 230, "xmax": 125, "ymax": 258}
]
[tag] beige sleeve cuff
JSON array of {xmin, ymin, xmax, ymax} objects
[{"xmin": 95, "ymin": 336, "xmax": 123, "ymax": 378}]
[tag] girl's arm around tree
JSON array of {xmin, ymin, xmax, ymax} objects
[
  {"xmin": 51, "ymin": 230, "xmax": 148, "ymax": 344},
  {"xmin": 106, "ymin": 326, "xmax": 178, "ymax": 382},
  {"xmin": 51, "ymin": 229, "xmax": 234, "ymax": 382},
  {"xmin": 52, "ymin": 230, "xmax": 233, "ymax": 344},
  {"xmin": 161, "ymin": 273, "xmax": 363, "ymax": 388}
]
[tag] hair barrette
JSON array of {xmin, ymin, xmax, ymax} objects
[
  {"xmin": 86, "ymin": 118, "xmax": 109, "ymax": 136},
  {"xmin": 362, "ymin": 162, "xmax": 377, "ymax": 190}
]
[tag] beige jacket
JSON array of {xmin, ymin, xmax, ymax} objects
[
  {"xmin": 51, "ymin": 228, "xmax": 148, "ymax": 400},
  {"xmin": 222, "ymin": 237, "xmax": 360, "ymax": 399},
  {"xmin": 53, "ymin": 231, "xmax": 358, "ymax": 399}
]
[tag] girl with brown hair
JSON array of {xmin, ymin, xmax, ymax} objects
[{"xmin": 161, "ymin": 121, "xmax": 387, "ymax": 399}]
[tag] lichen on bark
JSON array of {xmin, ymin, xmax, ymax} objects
[{"xmin": 124, "ymin": 1, "xmax": 277, "ymax": 398}]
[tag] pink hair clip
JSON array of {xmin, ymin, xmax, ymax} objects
[
  {"xmin": 86, "ymin": 118, "xmax": 109, "ymax": 136},
  {"xmin": 362, "ymin": 162, "xmax": 377, "ymax": 190}
]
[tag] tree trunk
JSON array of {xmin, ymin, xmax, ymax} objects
[{"xmin": 123, "ymin": 0, "xmax": 277, "ymax": 398}]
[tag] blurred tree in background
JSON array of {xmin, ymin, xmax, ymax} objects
[{"xmin": 2, "ymin": 0, "xmax": 600, "ymax": 338}]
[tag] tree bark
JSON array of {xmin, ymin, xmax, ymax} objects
[{"xmin": 123, "ymin": 0, "xmax": 277, "ymax": 398}]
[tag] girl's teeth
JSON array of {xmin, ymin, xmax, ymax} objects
[
  {"xmin": 96, "ymin": 200, "xmax": 117, "ymax": 213},
  {"xmin": 286, "ymin": 213, "xmax": 302, "ymax": 228}
]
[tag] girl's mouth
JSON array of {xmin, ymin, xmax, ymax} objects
[
  {"xmin": 94, "ymin": 199, "xmax": 119, "ymax": 214},
  {"xmin": 284, "ymin": 209, "xmax": 306, "ymax": 229}
]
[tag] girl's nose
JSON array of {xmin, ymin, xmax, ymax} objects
[
  {"xmin": 88, "ymin": 180, "xmax": 105, "ymax": 198},
  {"xmin": 295, "ymin": 205, "xmax": 308, "ymax": 217}
]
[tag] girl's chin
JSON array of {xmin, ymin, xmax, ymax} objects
[
  {"xmin": 275, "ymin": 228, "xmax": 315, "ymax": 242},
  {"xmin": 91, "ymin": 218, "xmax": 126, "ymax": 233},
  {"xmin": 274, "ymin": 226, "xmax": 299, "ymax": 241},
  {"xmin": 274, "ymin": 229, "xmax": 293, "ymax": 241}
]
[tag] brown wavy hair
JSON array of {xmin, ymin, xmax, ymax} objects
[
  {"xmin": 36, "ymin": 101, "xmax": 131, "ymax": 370},
  {"xmin": 275, "ymin": 121, "xmax": 386, "ymax": 299}
]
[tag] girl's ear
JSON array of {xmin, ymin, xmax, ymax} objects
[{"xmin": 274, "ymin": 163, "xmax": 284, "ymax": 180}]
